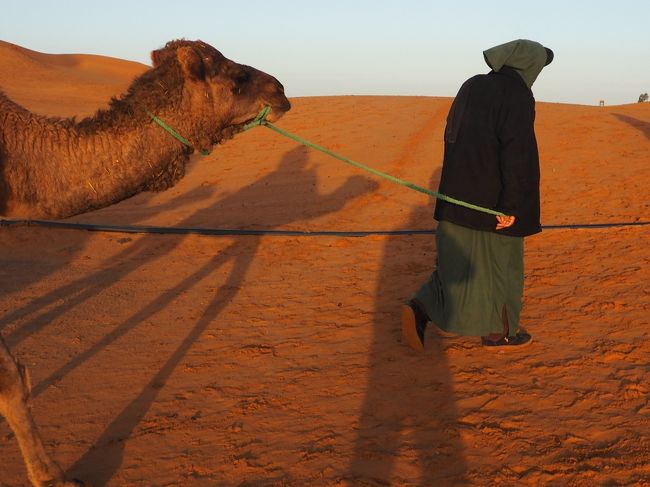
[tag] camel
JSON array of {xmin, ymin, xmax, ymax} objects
[{"xmin": 0, "ymin": 39, "xmax": 290, "ymax": 486}]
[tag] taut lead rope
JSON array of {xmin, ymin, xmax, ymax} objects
[
  {"xmin": 243, "ymin": 107, "xmax": 506, "ymax": 217},
  {"xmin": 149, "ymin": 107, "xmax": 505, "ymax": 217}
]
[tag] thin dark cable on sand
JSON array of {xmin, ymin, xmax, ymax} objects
[{"xmin": 1, "ymin": 218, "xmax": 648, "ymax": 238}]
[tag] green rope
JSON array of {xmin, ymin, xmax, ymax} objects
[
  {"xmin": 242, "ymin": 106, "xmax": 273, "ymax": 131},
  {"xmin": 147, "ymin": 111, "xmax": 210, "ymax": 156},
  {"xmin": 150, "ymin": 106, "xmax": 504, "ymax": 217},
  {"xmin": 245, "ymin": 108, "xmax": 505, "ymax": 217}
]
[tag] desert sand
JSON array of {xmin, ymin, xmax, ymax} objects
[{"xmin": 1, "ymin": 40, "xmax": 649, "ymax": 486}]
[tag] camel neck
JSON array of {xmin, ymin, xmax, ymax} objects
[{"xmin": 1, "ymin": 92, "xmax": 190, "ymax": 219}]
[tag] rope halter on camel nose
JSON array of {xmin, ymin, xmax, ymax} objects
[{"xmin": 242, "ymin": 106, "xmax": 273, "ymax": 131}]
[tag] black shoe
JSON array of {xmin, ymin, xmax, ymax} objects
[
  {"xmin": 401, "ymin": 300, "xmax": 429, "ymax": 352},
  {"xmin": 481, "ymin": 332, "xmax": 533, "ymax": 350}
]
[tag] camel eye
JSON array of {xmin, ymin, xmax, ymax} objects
[
  {"xmin": 235, "ymin": 71, "xmax": 251, "ymax": 85},
  {"xmin": 199, "ymin": 56, "xmax": 221, "ymax": 78},
  {"xmin": 231, "ymin": 71, "xmax": 251, "ymax": 95}
]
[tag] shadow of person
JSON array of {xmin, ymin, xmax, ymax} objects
[
  {"xmin": 612, "ymin": 113, "xmax": 650, "ymax": 140},
  {"xmin": 62, "ymin": 146, "xmax": 377, "ymax": 486},
  {"xmin": 346, "ymin": 166, "xmax": 467, "ymax": 486}
]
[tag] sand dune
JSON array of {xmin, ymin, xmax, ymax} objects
[
  {"xmin": 1, "ymin": 42, "xmax": 649, "ymax": 486},
  {"xmin": 0, "ymin": 40, "xmax": 147, "ymax": 117}
]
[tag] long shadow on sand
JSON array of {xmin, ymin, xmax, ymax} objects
[
  {"xmin": 0, "ymin": 191, "xmax": 166, "ymax": 337},
  {"xmin": 612, "ymin": 113, "xmax": 650, "ymax": 140},
  {"xmin": 346, "ymin": 167, "xmax": 466, "ymax": 485},
  {"xmin": 0, "ymin": 189, "xmax": 206, "ymax": 343},
  {"xmin": 44, "ymin": 146, "xmax": 376, "ymax": 485}
]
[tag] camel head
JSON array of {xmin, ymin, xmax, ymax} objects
[
  {"xmin": 0, "ymin": 39, "xmax": 292, "ymax": 220},
  {"xmin": 149, "ymin": 40, "xmax": 291, "ymax": 152}
]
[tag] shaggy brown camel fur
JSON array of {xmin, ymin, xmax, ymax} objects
[
  {"xmin": 0, "ymin": 39, "xmax": 290, "ymax": 219},
  {"xmin": 0, "ymin": 39, "xmax": 290, "ymax": 487}
]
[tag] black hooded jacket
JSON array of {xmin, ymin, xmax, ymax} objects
[{"xmin": 434, "ymin": 66, "xmax": 541, "ymax": 237}]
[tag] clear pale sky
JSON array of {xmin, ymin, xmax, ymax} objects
[{"xmin": 2, "ymin": 0, "xmax": 648, "ymax": 106}]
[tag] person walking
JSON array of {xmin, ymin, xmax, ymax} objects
[{"xmin": 402, "ymin": 39, "xmax": 554, "ymax": 351}]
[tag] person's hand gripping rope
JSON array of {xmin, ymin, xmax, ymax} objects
[{"xmin": 496, "ymin": 214, "xmax": 516, "ymax": 230}]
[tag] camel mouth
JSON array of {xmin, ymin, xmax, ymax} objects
[
  {"xmin": 234, "ymin": 100, "xmax": 291, "ymax": 134},
  {"xmin": 265, "ymin": 99, "xmax": 291, "ymax": 123}
]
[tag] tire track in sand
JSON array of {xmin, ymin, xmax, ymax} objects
[{"xmin": 341, "ymin": 103, "xmax": 449, "ymax": 216}]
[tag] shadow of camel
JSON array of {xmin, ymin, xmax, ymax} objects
[
  {"xmin": 40, "ymin": 146, "xmax": 376, "ymax": 485},
  {"xmin": 345, "ymin": 166, "xmax": 467, "ymax": 485},
  {"xmin": 0, "ymin": 188, "xmax": 209, "ymax": 343},
  {"xmin": 0, "ymin": 190, "xmax": 171, "ymax": 336},
  {"xmin": 612, "ymin": 113, "xmax": 650, "ymax": 140}
]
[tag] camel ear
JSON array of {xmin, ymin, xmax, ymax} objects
[
  {"xmin": 151, "ymin": 46, "xmax": 173, "ymax": 68},
  {"xmin": 176, "ymin": 46, "xmax": 205, "ymax": 81}
]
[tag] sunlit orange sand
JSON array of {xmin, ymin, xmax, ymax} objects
[{"xmin": 1, "ymin": 40, "xmax": 649, "ymax": 486}]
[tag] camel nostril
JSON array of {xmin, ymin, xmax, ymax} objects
[{"xmin": 282, "ymin": 99, "xmax": 291, "ymax": 112}]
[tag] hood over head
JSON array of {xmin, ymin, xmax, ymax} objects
[{"xmin": 483, "ymin": 39, "xmax": 553, "ymax": 89}]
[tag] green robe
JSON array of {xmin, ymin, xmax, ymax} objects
[
  {"xmin": 412, "ymin": 40, "xmax": 552, "ymax": 337},
  {"xmin": 413, "ymin": 221, "xmax": 524, "ymax": 337}
]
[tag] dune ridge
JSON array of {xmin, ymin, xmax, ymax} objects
[{"xmin": 0, "ymin": 40, "xmax": 147, "ymax": 117}]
